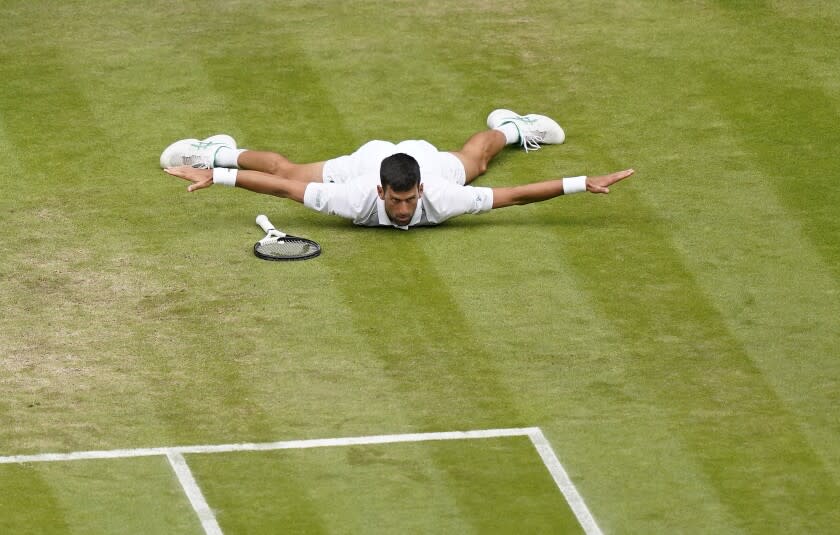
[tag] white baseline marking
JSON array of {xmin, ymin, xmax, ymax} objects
[
  {"xmin": 0, "ymin": 427, "xmax": 535, "ymax": 464},
  {"xmin": 166, "ymin": 452, "xmax": 223, "ymax": 535},
  {"xmin": 0, "ymin": 427, "xmax": 601, "ymax": 534}
]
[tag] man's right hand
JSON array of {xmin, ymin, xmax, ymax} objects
[{"xmin": 164, "ymin": 166, "xmax": 213, "ymax": 192}]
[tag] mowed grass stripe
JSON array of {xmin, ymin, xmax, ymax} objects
[
  {"xmin": 189, "ymin": 437, "xmax": 582, "ymax": 534},
  {"xmin": 25, "ymin": 457, "xmax": 200, "ymax": 534},
  {"xmin": 1, "ymin": 4, "xmax": 340, "ymax": 532},
  {"xmin": 0, "ymin": 0, "xmax": 168, "ymax": 457},
  {"xmin": 41, "ymin": 1, "xmax": 249, "ymax": 167},
  {"xmin": 580, "ymin": 119, "xmax": 840, "ymax": 533},
  {"xmin": 0, "ymin": 7, "xmax": 271, "ymax": 533},
  {"xmin": 188, "ymin": 444, "xmax": 480, "ymax": 534},
  {"xmin": 0, "ymin": 465, "xmax": 70, "ymax": 533},
  {"xmin": 317, "ymin": 230, "xmax": 581, "ymax": 531}
]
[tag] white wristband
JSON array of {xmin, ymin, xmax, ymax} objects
[
  {"xmin": 212, "ymin": 167, "xmax": 238, "ymax": 187},
  {"xmin": 563, "ymin": 176, "xmax": 587, "ymax": 195}
]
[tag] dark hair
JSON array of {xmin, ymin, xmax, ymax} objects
[{"xmin": 380, "ymin": 153, "xmax": 421, "ymax": 192}]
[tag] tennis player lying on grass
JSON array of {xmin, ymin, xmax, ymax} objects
[{"xmin": 162, "ymin": 109, "xmax": 634, "ymax": 229}]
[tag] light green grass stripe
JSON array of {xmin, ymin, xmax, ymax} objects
[
  {"xmin": 0, "ymin": 45, "xmax": 138, "ymax": 455},
  {"xmin": 36, "ymin": 457, "xmax": 202, "ymax": 535},
  {"xmin": 593, "ymin": 0, "xmax": 840, "ymax": 278},
  {"xmin": 0, "ymin": 4, "xmax": 337, "ymax": 532},
  {"xmin": 187, "ymin": 435, "xmax": 569, "ymax": 535},
  {"xmin": 701, "ymin": 41, "xmax": 840, "ymax": 284}
]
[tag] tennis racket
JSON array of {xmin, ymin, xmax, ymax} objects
[{"xmin": 254, "ymin": 214, "xmax": 321, "ymax": 261}]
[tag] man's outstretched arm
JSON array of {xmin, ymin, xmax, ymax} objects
[
  {"xmin": 164, "ymin": 166, "xmax": 308, "ymax": 203},
  {"xmin": 490, "ymin": 169, "xmax": 634, "ymax": 209}
]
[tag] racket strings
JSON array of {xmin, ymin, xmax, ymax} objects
[{"xmin": 255, "ymin": 237, "xmax": 320, "ymax": 260}]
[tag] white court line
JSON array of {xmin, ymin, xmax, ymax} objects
[
  {"xmin": 0, "ymin": 427, "xmax": 601, "ymax": 535},
  {"xmin": 0, "ymin": 427, "xmax": 534, "ymax": 464},
  {"xmin": 528, "ymin": 428, "xmax": 604, "ymax": 535},
  {"xmin": 166, "ymin": 452, "xmax": 223, "ymax": 535}
]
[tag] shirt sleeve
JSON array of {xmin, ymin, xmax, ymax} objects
[
  {"xmin": 420, "ymin": 180, "xmax": 494, "ymax": 224},
  {"xmin": 303, "ymin": 178, "xmax": 378, "ymax": 223}
]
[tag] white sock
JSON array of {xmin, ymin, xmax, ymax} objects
[
  {"xmin": 494, "ymin": 123, "xmax": 520, "ymax": 145},
  {"xmin": 215, "ymin": 147, "xmax": 247, "ymax": 168}
]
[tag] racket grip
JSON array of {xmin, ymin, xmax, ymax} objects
[{"xmin": 256, "ymin": 214, "xmax": 275, "ymax": 232}]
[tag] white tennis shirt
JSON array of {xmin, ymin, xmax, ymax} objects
[{"xmin": 301, "ymin": 140, "xmax": 494, "ymax": 229}]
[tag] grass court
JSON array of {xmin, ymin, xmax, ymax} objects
[{"xmin": 1, "ymin": 0, "xmax": 839, "ymax": 533}]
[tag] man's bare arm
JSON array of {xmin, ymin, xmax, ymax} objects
[
  {"xmin": 164, "ymin": 166, "xmax": 308, "ymax": 203},
  {"xmin": 491, "ymin": 169, "xmax": 634, "ymax": 209}
]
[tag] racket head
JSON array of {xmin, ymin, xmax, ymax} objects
[{"xmin": 253, "ymin": 235, "xmax": 321, "ymax": 261}]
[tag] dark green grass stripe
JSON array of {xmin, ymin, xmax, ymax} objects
[
  {"xmin": 189, "ymin": 453, "xmax": 333, "ymax": 535},
  {"xmin": 136, "ymin": 14, "xmax": 346, "ymax": 532},
  {"xmin": 704, "ymin": 69, "xmax": 840, "ymax": 279},
  {"xmin": 0, "ymin": 49, "xmax": 110, "ymax": 187},
  {"xmin": 631, "ymin": 50, "xmax": 840, "ymax": 487}
]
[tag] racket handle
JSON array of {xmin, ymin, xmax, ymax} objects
[{"xmin": 256, "ymin": 214, "xmax": 275, "ymax": 232}]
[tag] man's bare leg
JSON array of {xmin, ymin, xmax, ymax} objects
[
  {"xmin": 237, "ymin": 150, "xmax": 326, "ymax": 183},
  {"xmin": 449, "ymin": 130, "xmax": 507, "ymax": 184}
]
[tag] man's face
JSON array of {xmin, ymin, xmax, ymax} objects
[{"xmin": 378, "ymin": 184, "xmax": 423, "ymax": 226}]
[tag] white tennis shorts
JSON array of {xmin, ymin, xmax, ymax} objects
[{"xmin": 322, "ymin": 140, "xmax": 467, "ymax": 186}]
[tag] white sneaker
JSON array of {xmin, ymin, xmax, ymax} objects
[
  {"xmin": 159, "ymin": 134, "xmax": 237, "ymax": 168},
  {"xmin": 486, "ymin": 109, "xmax": 565, "ymax": 151}
]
